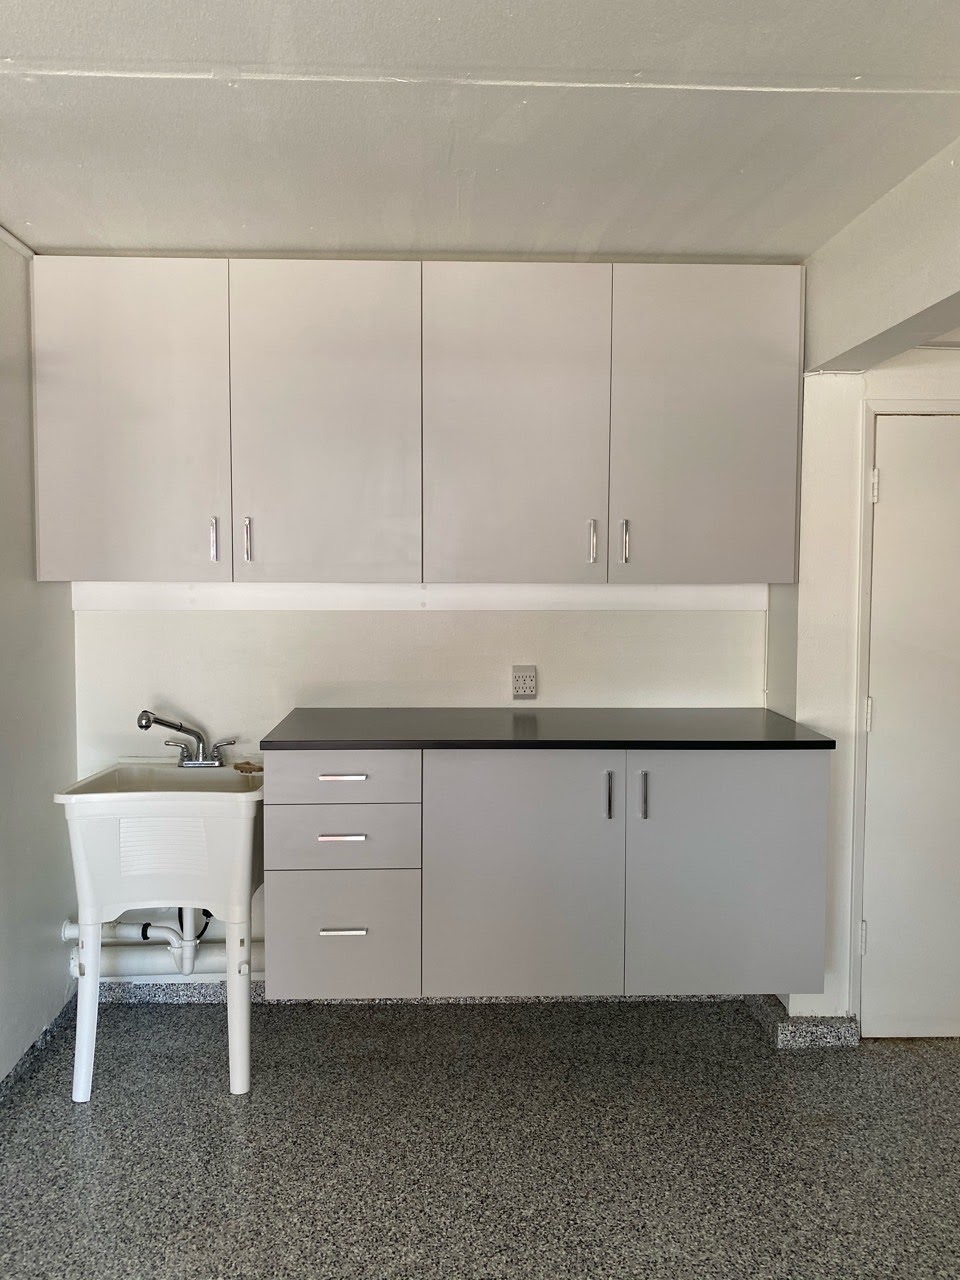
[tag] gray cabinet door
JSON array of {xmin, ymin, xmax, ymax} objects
[
  {"xmin": 625, "ymin": 749, "xmax": 829, "ymax": 994},
  {"xmin": 230, "ymin": 260, "xmax": 421, "ymax": 582},
  {"xmin": 34, "ymin": 257, "xmax": 232, "ymax": 581},
  {"xmin": 422, "ymin": 262, "xmax": 612, "ymax": 583},
  {"xmin": 422, "ymin": 749, "xmax": 626, "ymax": 996},
  {"xmin": 609, "ymin": 264, "xmax": 802, "ymax": 584}
]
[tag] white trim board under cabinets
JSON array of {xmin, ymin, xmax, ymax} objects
[{"xmin": 71, "ymin": 582, "xmax": 768, "ymax": 612}]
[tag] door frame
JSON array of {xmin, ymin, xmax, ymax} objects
[{"xmin": 848, "ymin": 399, "xmax": 960, "ymax": 1022}]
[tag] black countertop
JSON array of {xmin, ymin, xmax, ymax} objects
[{"xmin": 261, "ymin": 708, "xmax": 835, "ymax": 751}]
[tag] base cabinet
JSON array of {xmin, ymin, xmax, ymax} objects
[
  {"xmin": 624, "ymin": 750, "xmax": 829, "ymax": 995},
  {"xmin": 263, "ymin": 744, "xmax": 829, "ymax": 1000}
]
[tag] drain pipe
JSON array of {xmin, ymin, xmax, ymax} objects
[
  {"xmin": 62, "ymin": 920, "xmax": 199, "ymax": 976},
  {"xmin": 68, "ymin": 939, "xmax": 266, "ymax": 980}
]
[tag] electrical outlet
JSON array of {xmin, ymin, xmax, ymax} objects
[{"xmin": 512, "ymin": 664, "xmax": 537, "ymax": 700}]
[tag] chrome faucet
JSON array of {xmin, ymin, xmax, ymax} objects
[{"xmin": 137, "ymin": 710, "xmax": 236, "ymax": 768}]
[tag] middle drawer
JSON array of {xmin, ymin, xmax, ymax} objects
[{"xmin": 265, "ymin": 803, "xmax": 422, "ymax": 870}]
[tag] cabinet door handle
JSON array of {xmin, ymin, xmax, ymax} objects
[
  {"xmin": 318, "ymin": 927, "xmax": 368, "ymax": 937},
  {"xmin": 243, "ymin": 516, "xmax": 253, "ymax": 563},
  {"xmin": 317, "ymin": 833, "xmax": 368, "ymax": 842},
  {"xmin": 620, "ymin": 519, "xmax": 630, "ymax": 565},
  {"xmin": 209, "ymin": 516, "xmax": 219, "ymax": 563},
  {"xmin": 587, "ymin": 518, "xmax": 598, "ymax": 565},
  {"xmin": 317, "ymin": 773, "xmax": 368, "ymax": 782},
  {"xmin": 639, "ymin": 770, "xmax": 649, "ymax": 820},
  {"xmin": 604, "ymin": 769, "xmax": 614, "ymax": 819}
]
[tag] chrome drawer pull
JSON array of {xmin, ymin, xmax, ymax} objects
[
  {"xmin": 604, "ymin": 769, "xmax": 614, "ymax": 819},
  {"xmin": 243, "ymin": 516, "xmax": 253, "ymax": 563},
  {"xmin": 620, "ymin": 518, "xmax": 630, "ymax": 564},
  {"xmin": 317, "ymin": 773, "xmax": 368, "ymax": 782},
  {"xmin": 318, "ymin": 927, "xmax": 368, "ymax": 937},
  {"xmin": 209, "ymin": 516, "xmax": 219, "ymax": 563},
  {"xmin": 639, "ymin": 770, "xmax": 649, "ymax": 820},
  {"xmin": 317, "ymin": 834, "xmax": 368, "ymax": 842},
  {"xmin": 587, "ymin": 518, "xmax": 598, "ymax": 564}
]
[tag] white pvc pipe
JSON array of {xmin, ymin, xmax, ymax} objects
[
  {"xmin": 68, "ymin": 940, "xmax": 265, "ymax": 980},
  {"xmin": 64, "ymin": 919, "xmax": 201, "ymax": 975},
  {"xmin": 64, "ymin": 920, "xmax": 182, "ymax": 946},
  {"xmin": 180, "ymin": 908, "xmax": 198, "ymax": 975}
]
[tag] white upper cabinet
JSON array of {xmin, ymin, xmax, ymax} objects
[
  {"xmin": 229, "ymin": 260, "xmax": 422, "ymax": 582},
  {"xmin": 33, "ymin": 257, "xmax": 232, "ymax": 581},
  {"xmin": 609, "ymin": 264, "xmax": 802, "ymax": 584},
  {"xmin": 33, "ymin": 258, "xmax": 804, "ymax": 586},
  {"xmin": 422, "ymin": 262, "xmax": 612, "ymax": 583}
]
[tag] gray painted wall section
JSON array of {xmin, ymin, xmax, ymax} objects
[
  {"xmin": 0, "ymin": 240, "xmax": 76, "ymax": 1081},
  {"xmin": 805, "ymin": 135, "xmax": 960, "ymax": 372}
]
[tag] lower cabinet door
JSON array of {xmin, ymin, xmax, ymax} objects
[
  {"xmin": 264, "ymin": 869, "xmax": 421, "ymax": 999},
  {"xmin": 422, "ymin": 749, "xmax": 626, "ymax": 997},
  {"xmin": 625, "ymin": 750, "xmax": 830, "ymax": 995}
]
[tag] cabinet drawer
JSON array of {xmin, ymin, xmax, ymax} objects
[
  {"xmin": 265, "ymin": 750, "xmax": 421, "ymax": 804},
  {"xmin": 265, "ymin": 804, "xmax": 421, "ymax": 870},
  {"xmin": 264, "ymin": 869, "xmax": 421, "ymax": 999}
]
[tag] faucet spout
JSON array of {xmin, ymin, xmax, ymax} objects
[{"xmin": 137, "ymin": 710, "xmax": 209, "ymax": 763}]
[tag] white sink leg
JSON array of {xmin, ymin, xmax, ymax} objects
[
  {"xmin": 72, "ymin": 921, "xmax": 101, "ymax": 1103},
  {"xmin": 225, "ymin": 919, "xmax": 250, "ymax": 1095}
]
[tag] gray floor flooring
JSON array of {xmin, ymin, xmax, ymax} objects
[{"xmin": 1, "ymin": 999, "xmax": 959, "ymax": 1279}]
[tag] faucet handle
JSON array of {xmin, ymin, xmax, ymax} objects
[
  {"xmin": 211, "ymin": 738, "xmax": 237, "ymax": 764},
  {"xmin": 164, "ymin": 739, "xmax": 193, "ymax": 766}
]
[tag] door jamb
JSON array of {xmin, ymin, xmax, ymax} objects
[{"xmin": 849, "ymin": 399, "xmax": 960, "ymax": 1023}]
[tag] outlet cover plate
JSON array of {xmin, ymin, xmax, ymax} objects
[{"xmin": 512, "ymin": 664, "xmax": 537, "ymax": 700}]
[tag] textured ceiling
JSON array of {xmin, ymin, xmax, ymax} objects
[{"xmin": 2, "ymin": 0, "xmax": 960, "ymax": 255}]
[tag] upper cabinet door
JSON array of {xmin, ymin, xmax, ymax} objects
[
  {"xmin": 229, "ymin": 260, "xmax": 421, "ymax": 582},
  {"xmin": 609, "ymin": 265, "xmax": 802, "ymax": 584},
  {"xmin": 422, "ymin": 262, "xmax": 612, "ymax": 583},
  {"xmin": 34, "ymin": 257, "xmax": 232, "ymax": 581}
]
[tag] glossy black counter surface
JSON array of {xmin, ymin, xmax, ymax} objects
[{"xmin": 261, "ymin": 708, "xmax": 835, "ymax": 751}]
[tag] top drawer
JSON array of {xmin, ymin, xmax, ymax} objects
[{"xmin": 265, "ymin": 750, "xmax": 421, "ymax": 804}]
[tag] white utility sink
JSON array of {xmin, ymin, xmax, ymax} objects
[
  {"xmin": 57, "ymin": 761, "xmax": 264, "ymax": 800},
  {"xmin": 56, "ymin": 760, "xmax": 263, "ymax": 1102}
]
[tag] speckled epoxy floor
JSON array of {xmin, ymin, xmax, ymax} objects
[{"xmin": 1, "ymin": 1000, "xmax": 959, "ymax": 1280}]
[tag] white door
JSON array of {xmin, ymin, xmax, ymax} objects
[{"xmin": 861, "ymin": 414, "xmax": 960, "ymax": 1036}]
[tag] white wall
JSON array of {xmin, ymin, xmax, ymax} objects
[
  {"xmin": 74, "ymin": 608, "xmax": 765, "ymax": 774},
  {"xmin": 0, "ymin": 242, "xmax": 77, "ymax": 1080},
  {"xmin": 765, "ymin": 584, "xmax": 798, "ymax": 720},
  {"xmin": 792, "ymin": 347, "xmax": 960, "ymax": 1017}
]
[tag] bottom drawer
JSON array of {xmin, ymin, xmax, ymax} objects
[{"xmin": 264, "ymin": 869, "xmax": 420, "ymax": 999}]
